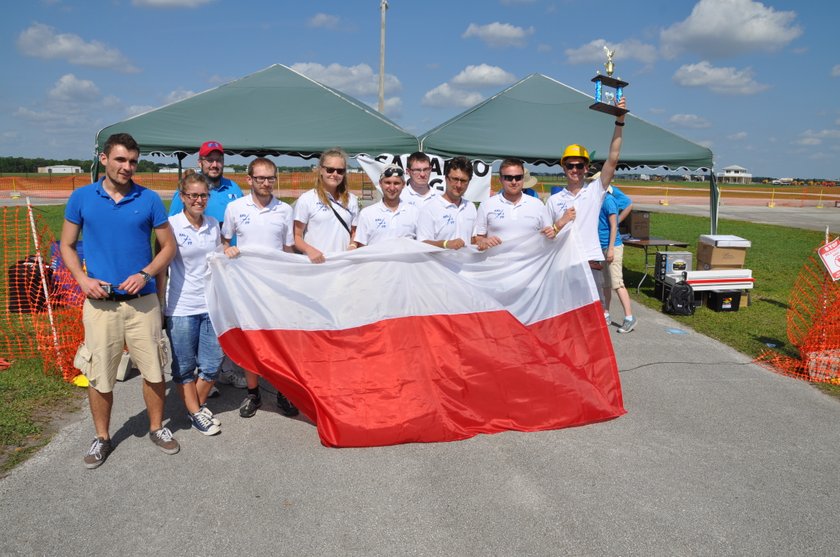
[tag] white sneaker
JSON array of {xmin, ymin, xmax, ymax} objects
[
  {"xmin": 217, "ymin": 369, "xmax": 247, "ymax": 389},
  {"xmin": 199, "ymin": 405, "xmax": 221, "ymax": 426},
  {"xmin": 604, "ymin": 312, "xmax": 611, "ymax": 325}
]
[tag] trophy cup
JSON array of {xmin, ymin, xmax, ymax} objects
[{"xmin": 590, "ymin": 46, "xmax": 629, "ymax": 116}]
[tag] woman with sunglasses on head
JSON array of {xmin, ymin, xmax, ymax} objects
[
  {"xmin": 158, "ymin": 170, "xmax": 223, "ymax": 435},
  {"xmin": 545, "ymin": 96, "xmax": 627, "ymax": 327},
  {"xmin": 293, "ymin": 148, "xmax": 360, "ymax": 263}
]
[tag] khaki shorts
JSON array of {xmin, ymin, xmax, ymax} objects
[
  {"xmin": 602, "ymin": 244, "xmax": 626, "ymax": 290},
  {"xmin": 82, "ymin": 294, "xmax": 164, "ymax": 393}
]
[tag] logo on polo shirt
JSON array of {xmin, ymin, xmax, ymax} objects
[
  {"xmin": 239, "ymin": 214, "xmax": 251, "ymax": 225},
  {"xmin": 178, "ymin": 232, "xmax": 193, "ymax": 246},
  {"xmin": 442, "ymin": 214, "xmax": 455, "ymax": 225},
  {"xmin": 374, "ymin": 218, "xmax": 388, "ymax": 229},
  {"xmin": 490, "ymin": 209, "xmax": 505, "ymax": 220}
]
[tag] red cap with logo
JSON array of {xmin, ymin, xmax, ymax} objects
[{"xmin": 199, "ymin": 141, "xmax": 224, "ymax": 158}]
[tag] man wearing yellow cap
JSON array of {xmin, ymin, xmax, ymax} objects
[{"xmin": 546, "ymin": 97, "xmax": 634, "ymax": 332}]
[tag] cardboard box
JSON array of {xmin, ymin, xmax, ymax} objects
[
  {"xmin": 695, "ymin": 261, "xmax": 744, "ymax": 271},
  {"xmin": 621, "ymin": 210, "xmax": 650, "ymax": 239},
  {"xmin": 708, "ymin": 290, "xmax": 741, "ymax": 312},
  {"xmin": 696, "ymin": 241, "xmax": 747, "ymax": 267}
]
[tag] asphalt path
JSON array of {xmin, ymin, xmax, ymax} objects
[
  {"xmin": 634, "ymin": 201, "xmax": 840, "ymax": 234},
  {"xmin": 1, "ymin": 195, "xmax": 838, "ymax": 554},
  {"xmin": 1, "ymin": 299, "xmax": 838, "ymax": 556}
]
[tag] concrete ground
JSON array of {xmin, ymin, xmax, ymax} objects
[
  {"xmin": 1, "ymin": 196, "xmax": 838, "ymax": 555},
  {"xmin": 1, "ymin": 299, "xmax": 838, "ymax": 556}
]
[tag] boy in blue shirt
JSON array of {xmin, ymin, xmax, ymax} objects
[{"xmin": 599, "ymin": 191, "xmax": 636, "ymax": 333}]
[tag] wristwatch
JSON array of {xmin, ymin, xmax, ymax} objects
[{"xmin": 139, "ymin": 271, "xmax": 152, "ymax": 283}]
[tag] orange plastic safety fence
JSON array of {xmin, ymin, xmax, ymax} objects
[
  {"xmin": 755, "ymin": 252, "xmax": 840, "ymax": 384},
  {"xmin": 0, "ymin": 171, "xmax": 372, "ymax": 199},
  {"xmin": 0, "ymin": 206, "xmax": 84, "ymax": 381}
]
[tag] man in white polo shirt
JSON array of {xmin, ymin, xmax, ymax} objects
[
  {"xmin": 351, "ymin": 164, "xmax": 418, "ymax": 248},
  {"xmin": 221, "ymin": 157, "xmax": 299, "ymax": 419},
  {"xmin": 416, "ymin": 156, "xmax": 476, "ymax": 250},
  {"xmin": 400, "ymin": 151, "xmax": 438, "ymax": 208},
  {"xmin": 474, "ymin": 158, "xmax": 556, "ymax": 250},
  {"xmin": 546, "ymin": 97, "xmax": 627, "ymax": 326}
]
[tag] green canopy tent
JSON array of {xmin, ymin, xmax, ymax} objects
[
  {"xmin": 418, "ymin": 74, "xmax": 720, "ymax": 232},
  {"xmin": 94, "ymin": 63, "xmax": 418, "ymax": 175}
]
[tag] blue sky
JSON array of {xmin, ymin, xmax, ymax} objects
[{"xmin": 1, "ymin": 0, "xmax": 839, "ymax": 179}]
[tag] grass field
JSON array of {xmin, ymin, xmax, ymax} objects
[{"xmin": 1, "ymin": 202, "xmax": 837, "ymax": 474}]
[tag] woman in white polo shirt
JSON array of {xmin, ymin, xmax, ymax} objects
[
  {"xmin": 161, "ymin": 171, "xmax": 223, "ymax": 435},
  {"xmin": 293, "ymin": 148, "xmax": 359, "ymax": 263}
]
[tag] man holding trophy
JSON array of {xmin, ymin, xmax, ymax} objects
[{"xmin": 546, "ymin": 47, "xmax": 632, "ymax": 331}]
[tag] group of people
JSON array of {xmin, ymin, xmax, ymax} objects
[{"xmin": 62, "ymin": 97, "xmax": 635, "ymax": 469}]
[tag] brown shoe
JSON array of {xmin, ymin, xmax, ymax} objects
[
  {"xmin": 149, "ymin": 427, "xmax": 180, "ymax": 455},
  {"xmin": 83, "ymin": 437, "xmax": 113, "ymax": 469}
]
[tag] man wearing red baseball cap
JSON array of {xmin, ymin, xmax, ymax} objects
[
  {"xmin": 169, "ymin": 140, "xmax": 246, "ymax": 389},
  {"xmin": 169, "ymin": 141, "xmax": 244, "ymax": 225}
]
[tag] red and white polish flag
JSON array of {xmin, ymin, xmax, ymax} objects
[{"xmin": 206, "ymin": 229, "xmax": 624, "ymax": 447}]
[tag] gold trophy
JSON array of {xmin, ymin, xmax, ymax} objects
[{"xmin": 590, "ymin": 46, "xmax": 629, "ymax": 116}]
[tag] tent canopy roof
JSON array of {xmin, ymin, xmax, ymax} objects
[
  {"xmin": 95, "ymin": 64, "xmax": 418, "ymax": 158},
  {"xmin": 418, "ymin": 74, "xmax": 713, "ymax": 170}
]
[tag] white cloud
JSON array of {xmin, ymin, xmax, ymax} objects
[
  {"xmin": 422, "ymin": 83, "xmax": 485, "ymax": 108},
  {"xmin": 451, "ymin": 64, "xmax": 516, "ymax": 88},
  {"xmin": 163, "ymin": 88, "xmax": 196, "ymax": 104},
  {"xmin": 382, "ymin": 97, "xmax": 403, "ymax": 118},
  {"xmin": 16, "ymin": 23, "xmax": 139, "ymax": 73},
  {"xmin": 796, "ymin": 129, "xmax": 840, "ymax": 146},
  {"xmin": 660, "ymin": 0, "xmax": 802, "ymax": 59},
  {"xmin": 673, "ymin": 61, "xmax": 769, "ymax": 95},
  {"xmin": 728, "ymin": 131, "xmax": 748, "ymax": 140},
  {"xmin": 669, "ymin": 114, "xmax": 712, "ymax": 128},
  {"xmin": 565, "ymin": 38, "xmax": 658, "ymax": 66},
  {"xmin": 48, "ymin": 74, "xmax": 100, "ymax": 102},
  {"xmin": 794, "ymin": 137, "xmax": 821, "ymax": 146},
  {"xmin": 462, "ymin": 22, "xmax": 534, "ymax": 48},
  {"xmin": 537, "ymin": 44, "xmax": 551, "ymax": 53},
  {"xmin": 832, "ymin": 65, "xmax": 840, "ymax": 78},
  {"xmin": 126, "ymin": 105, "xmax": 155, "ymax": 117},
  {"xmin": 308, "ymin": 13, "xmax": 340, "ymax": 29},
  {"xmin": 291, "ymin": 63, "xmax": 401, "ymax": 97},
  {"xmin": 132, "ymin": 0, "xmax": 213, "ymax": 6}
]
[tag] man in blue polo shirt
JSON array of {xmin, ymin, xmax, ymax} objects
[
  {"xmin": 168, "ymin": 140, "xmax": 243, "ymax": 222},
  {"xmin": 60, "ymin": 132, "xmax": 179, "ymax": 469},
  {"xmin": 170, "ymin": 140, "xmax": 247, "ymax": 390}
]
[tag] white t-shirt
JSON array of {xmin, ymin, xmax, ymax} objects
[
  {"xmin": 354, "ymin": 200, "xmax": 419, "ymax": 246},
  {"xmin": 293, "ymin": 188, "xmax": 359, "ymax": 253},
  {"xmin": 165, "ymin": 212, "xmax": 221, "ymax": 317},
  {"xmin": 221, "ymin": 194, "xmax": 294, "ymax": 250},
  {"xmin": 400, "ymin": 183, "xmax": 438, "ymax": 208},
  {"xmin": 474, "ymin": 193, "xmax": 551, "ymax": 241},
  {"xmin": 545, "ymin": 177, "xmax": 607, "ymax": 261},
  {"xmin": 416, "ymin": 195, "xmax": 477, "ymax": 243}
]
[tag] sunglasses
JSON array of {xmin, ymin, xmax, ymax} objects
[
  {"xmin": 501, "ymin": 174, "xmax": 524, "ymax": 182},
  {"xmin": 183, "ymin": 193, "xmax": 209, "ymax": 201},
  {"xmin": 564, "ymin": 162, "xmax": 586, "ymax": 170},
  {"xmin": 322, "ymin": 166, "xmax": 346, "ymax": 175},
  {"xmin": 382, "ymin": 167, "xmax": 404, "ymax": 178}
]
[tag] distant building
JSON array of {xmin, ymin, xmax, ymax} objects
[
  {"xmin": 37, "ymin": 165, "xmax": 83, "ymax": 174},
  {"xmin": 716, "ymin": 165, "xmax": 752, "ymax": 184}
]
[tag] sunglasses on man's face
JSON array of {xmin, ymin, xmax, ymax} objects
[
  {"xmin": 322, "ymin": 166, "xmax": 346, "ymax": 175},
  {"xmin": 564, "ymin": 162, "xmax": 586, "ymax": 170},
  {"xmin": 501, "ymin": 174, "xmax": 524, "ymax": 182}
]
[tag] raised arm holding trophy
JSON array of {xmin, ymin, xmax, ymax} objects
[{"xmin": 590, "ymin": 45, "xmax": 629, "ymax": 117}]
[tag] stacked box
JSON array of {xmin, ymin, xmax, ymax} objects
[
  {"xmin": 695, "ymin": 235, "xmax": 750, "ymax": 270},
  {"xmin": 620, "ymin": 210, "xmax": 650, "ymax": 239},
  {"xmin": 708, "ymin": 290, "xmax": 741, "ymax": 312}
]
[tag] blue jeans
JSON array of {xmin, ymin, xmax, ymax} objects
[{"xmin": 165, "ymin": 313, "xmax": 223, "ymax": 384}]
